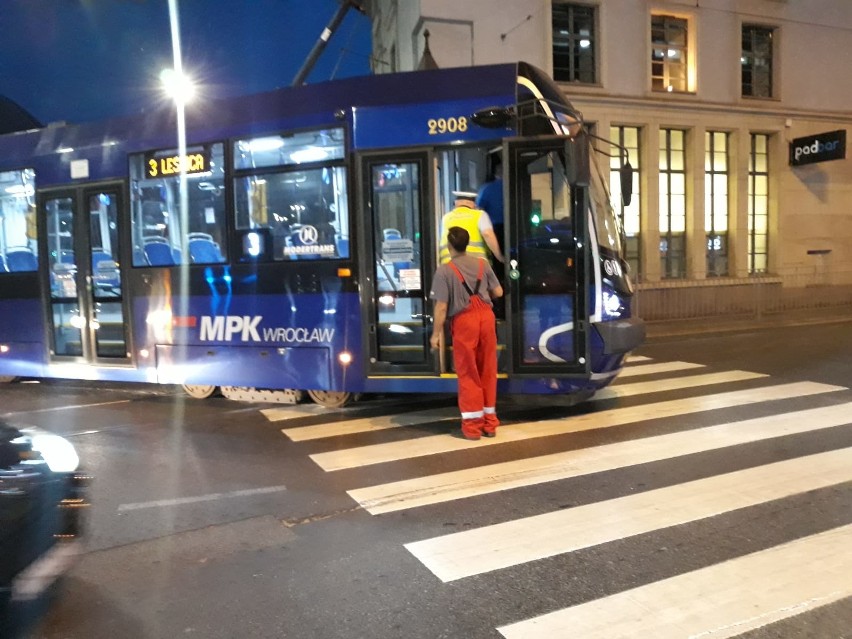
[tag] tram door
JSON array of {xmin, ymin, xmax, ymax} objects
[
  {"xmin": 39, "ymin": 184, "xmax": 130, "ymax": 363},
  {"xmin": 505, "ymin": 138, "xmax": 589, "ymax": 374},
  {"xmin": 360, "ymin": 152, "xmax": 436, "ymax": 375}
]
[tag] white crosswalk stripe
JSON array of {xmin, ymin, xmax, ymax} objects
[
  {"xmin": 281, "ymin": 407, "xmax": 459, "ymax": 442},
  {"xmin": 615, "ymin": 360, "xmax": 705, "ymax": 377},
  {"xmin": 496, "ymin": 523, "xmax": 852, "ymax": 638},
  {"xmin": 591, "ymin": 368, "xmax": 766, "ymax": 400},
  {"xmin": 624, "ymin": 354, "xmax": 651, "ymax": 363}
]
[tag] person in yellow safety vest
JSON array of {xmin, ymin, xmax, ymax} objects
[{"xmin": 439, "ymin": 191, "xmax": 504, "ymax": 265}]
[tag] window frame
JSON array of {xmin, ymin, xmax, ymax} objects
[
  {"xmin": 231, "ymin": 126, "xmax": 350, "ymax": 264},
  {"xmin": 659, "ymin": 128, "xmax": 687, "ymax": 279},
  {"xmin": 705, "ymin": 130, "xmax": 729, "ymax": 277},
  {"xmin": 551, "ymin": 2, "xmax": 598, "ymax": 85},
  {"xmin": 650, "ymin": 12, "xmax": 695, "ymax": 93},
  {"xmin": 741, "ymin": 24, "xmax": 776, "ymax": 99},
  {"xmin": 128, "ymin": 142, "xmax": 228, "ymax": 267},
  {"xmin": 610, "ymin": 125, "xmax": 641, "ymax": 279},
  {"xmin": 748, "ymin": 133, "xmax": 770, "ymax": 274}
]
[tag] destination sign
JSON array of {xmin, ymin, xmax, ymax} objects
[{"xmin": 145, "ymin": 149, "xmax": 210, "ymax": 177}]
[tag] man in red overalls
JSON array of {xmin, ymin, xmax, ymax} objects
[{"xmin": 429, "ymin": 226, "xmax": 504, "ymax": 440}]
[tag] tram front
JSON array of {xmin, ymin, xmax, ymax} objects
[{"xmin": 481, "ymin": 66, "xmax": 645, "ymax": 396}]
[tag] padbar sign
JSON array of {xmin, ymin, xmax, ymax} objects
[{"xmin": 789, "ymin": 130, "xmax": 846, "ymax": 167}]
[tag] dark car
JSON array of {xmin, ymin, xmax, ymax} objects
[{"xmin": 0, "ymin": 420, "xmax": 89, "ymax": 635}]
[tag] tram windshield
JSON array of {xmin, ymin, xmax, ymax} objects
[{"xmin": 516, "ymin": 67, "xmax": 625, "ymax": 261}]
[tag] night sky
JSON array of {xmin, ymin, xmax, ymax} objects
[{"xmin": 0, "ymin": 0, "xmax": 372, "ymax": 125}]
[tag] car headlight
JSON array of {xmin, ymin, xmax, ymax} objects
[{"xmin": 29, "ymin": 433, "xmax": 80, "ymax": 473}]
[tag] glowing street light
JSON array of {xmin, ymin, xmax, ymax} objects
[{"xmin": 159, "ymin": 68, "xmax": 195, "ymax": 105}]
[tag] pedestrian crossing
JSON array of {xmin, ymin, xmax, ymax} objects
[
  {"xmin": 348, "ymin": 400, "xmax": 851, "ymax": 514},
  {"xmin": 313, "ymin": 381, "xmax": 840, "ymax": 471},
  {"xmin": 264, "ymin": 355, "xmax": 852, "ymax": 637}
]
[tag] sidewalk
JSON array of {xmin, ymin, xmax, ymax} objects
[{"xmin": 644, "ymin": 305, "xmax": 852, "ymax": 340}]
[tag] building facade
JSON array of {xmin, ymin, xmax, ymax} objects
[{"xmin": 364, "ymin": 0, "xmax": 852, "ymax": 319}]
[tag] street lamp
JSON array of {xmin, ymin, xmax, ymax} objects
[{"xmin": 159, "ymin": 68, "xmax": 195, "ymax": 106}]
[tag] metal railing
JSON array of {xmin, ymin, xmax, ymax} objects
[{"xmin": 633, "ymin": 265, "xmax": 852, "ymax": 324}]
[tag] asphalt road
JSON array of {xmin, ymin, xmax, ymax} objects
[{"xmin": 5, "ymin": 319, "xmax": 852, "ymax": 638}]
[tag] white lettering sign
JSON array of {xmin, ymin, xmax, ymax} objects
[
  {"xmin": 199, "ymin": 316, "xmax": 334, "ymax": 343},
  {"xmin": 794, "ymin": 139, "xmax": 839, "ymax": 162}
]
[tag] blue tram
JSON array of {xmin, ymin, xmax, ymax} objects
[{"xmin": 0, "ymin": 62, "xmax": 644, "ymax": 406}]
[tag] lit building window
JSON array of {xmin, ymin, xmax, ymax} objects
[
  {"xmin": 552, "ymin": 3, "xmax": 596, "ymax": 83},
  {"xmin": 705, "ymin": 131, "xmax": 729, "ymax": 276},
  {"xmin": 610, "ymin": 125, "xmax": 641, "ymax": 278},
  {"xmin": 742, "ymin": 26, "xmax": 774, "ymax": 98},
  {"xmin": 651, "ymin": 14, "xmax": 689, "ymax": 93},
  {"xmin": 659, "ymin": 128, "xmax": 686, "ymax": 279},
  {"xmin": 749, "ymin": 133, "xmax": 770, "ymax": 274}
]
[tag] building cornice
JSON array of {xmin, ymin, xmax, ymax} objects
[{"xmin": 563, "ymin": 90, "xmax": 852, "ymax": 125}]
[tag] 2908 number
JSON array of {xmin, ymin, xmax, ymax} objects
[{"xmin": 428, "ymin": 116, "xmax": 468, "ymax": 135}]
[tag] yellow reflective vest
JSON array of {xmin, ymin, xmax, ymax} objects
[{"xmin": 439, "ymin": 205, "xmax": 488, "ymax": 264}]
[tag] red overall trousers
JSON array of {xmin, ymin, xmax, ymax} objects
[{"xmin": 448, "ymin": 261, "xmax": 499, "ymax": 439}]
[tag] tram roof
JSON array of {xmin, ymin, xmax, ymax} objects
[{"xmin": 0, "ymin": 62, "xmax": 541, "ymax": 178}]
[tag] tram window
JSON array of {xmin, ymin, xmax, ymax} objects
[
  {"xmin": 129, "ymin": 143, "xmax": 226, "ymax": 266},
  {"xmin": 89, "ymin": 193, "xmax": 119, "ymax": 259},
  {"xmin": 0, "ymin": 168, "xmax": 38, "ymax": 273},
  {"xmin": 520, "ymin": 152, "xmax": 578, "ymax": 295},
  {"xmin": 371, "ymin": 162, "xmax": 421, "ymax": 292},
  {"xmin": 45, "ymin": 197, "xmax": 76, "ymax": 298},
  {"xmin": 89, "ymin": 193, "xmax": 122, "ymax": 298},
  {"xmin": 233, "ymin": 128, "xmax": 344, "ymax": 171},
  {"xmin": 233, "ymin": 166, "xmax": 349, "ymax": 262}
]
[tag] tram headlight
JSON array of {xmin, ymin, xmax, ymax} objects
[{"xmin": 602, "ymin": 290, "xmax": 625, "ymax": 320}]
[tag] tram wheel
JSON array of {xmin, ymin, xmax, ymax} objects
[
  {"xmin": 307, "ymin": 390, "xmax": 354, "ymax": 408},
  {"xmin": 0, "ymin": 375, "xmax": 19, "ymax": 383},
  {"xmin": 181, "ymin": 384, "xmax": 219, "ymax": 399}
]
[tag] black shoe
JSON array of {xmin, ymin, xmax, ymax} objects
[{"xmin": 482, "ymin": 431, "xmax": 496, "ymax": 438}]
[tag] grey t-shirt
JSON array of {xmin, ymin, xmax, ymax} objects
[{"xmin": 429, "ymin": 254, "xmax": 499, "ymax": 318}]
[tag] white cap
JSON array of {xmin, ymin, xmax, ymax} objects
[{"xmin": 452, "ymin": 190, "xmax": 477, "ymax": 200}]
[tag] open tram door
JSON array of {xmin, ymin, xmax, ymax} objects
[
  {"xmin": 503, "ymin": 136, "xmax": 590, "ymax": 376},
  {"xmin": 37, "ymin": 183, "xmax": 131, "ymax": 365},
  {"xmin": 359, "ymin": 151, "xmax": 438, "ymax": 376}
]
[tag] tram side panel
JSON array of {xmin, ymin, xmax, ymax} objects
[
  {"xmin": 127, "ymin": 266, "xmax": 364, "ymax": 393},
  {"xmin": 0, "ymin": 275, "xmax": 46, "ymax": 379}
]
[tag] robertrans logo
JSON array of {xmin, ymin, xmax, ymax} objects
[{"xmin": 199, "ymin": 316, "xmax": 334, "ymax": 343}]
